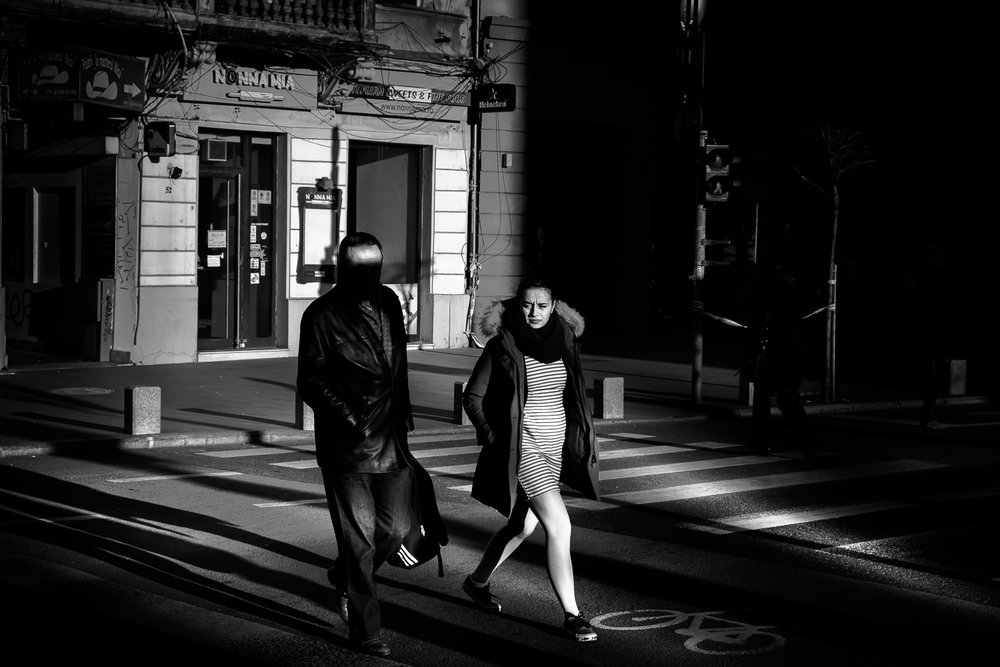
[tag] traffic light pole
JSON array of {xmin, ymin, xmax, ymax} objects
[
  {"xmin": 692, "ymin": 130, "xmax": 707, "ymax": 404},
  {"xmin": 680, "ymin": 1, "xmax": 707, "ymax": 404}
]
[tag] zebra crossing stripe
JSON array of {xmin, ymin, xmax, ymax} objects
[
  {"xmin": 424, "ymin": 442, "xmax": 743, "ymax": 478},
  {"xmin": 425, "ymin": 445, "xmax": 747, "ymax": 478},
  {"xmin": 682, "ymin": 500, "xmax": 912, "ymax": 534},
  {"xmin": 271, "ymin": 460, "xmax": 318, "ymax": 469},
  {"xmin": 414, "ymin": 445, "xmax": 481, "ymax": 458},
  {"xmin": 268, "ymin": 445, "xmax": 485, "ymax": 470},
  {"xmin": 584, "ymin": 459, "xmax": 947, "ymax": 509},
  {"xmin": 600, "ymin": 442, "xmax": 739, "ymax": 461},
  {"xmin": 409, "ymin": 434, "xmax": 476, "ymax": 445},
  {"xmin": 681, "ymin": 486, "xmax": 1000, "ymax": 535},
  {"xmin": 600, "ymin": 453, "xmax": 807, "ymax": 480},
  {"xmin": 442, "ymin": 448, "xmax": 818, "ymax": 486},
  {"xmin": 198, "ymin": 445, "xmax": 312, "ymax": 458},
  {"xmin": 108, "ymin": 471, "xmax": 243, "ymax": 483},
  {"xmin": 254, "ymin": 498, "xmax": 326, "ymax": 508}
]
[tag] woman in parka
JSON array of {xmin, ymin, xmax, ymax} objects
[{"xmin": 461, "ymin": 276, "xmax": 600, "ymax": 642}]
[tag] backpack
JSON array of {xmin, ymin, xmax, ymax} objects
[{"xmin": 386, "ymin": 459, "xmax": 449, "ymax": 576}]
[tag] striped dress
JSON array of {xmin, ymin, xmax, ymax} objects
[{"xmin": 517, "ymin": 354, "xmax": 568, "ymax": 498}]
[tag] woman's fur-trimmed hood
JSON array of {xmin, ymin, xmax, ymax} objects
[{"xmin": 478, "ymin": 297, "xmax": 585, "ymax": 340}]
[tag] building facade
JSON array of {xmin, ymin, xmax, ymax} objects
[{"xmin": 1, "ymin": 0, "xmax": 530, "ymax": 367}]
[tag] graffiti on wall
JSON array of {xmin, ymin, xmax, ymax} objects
[
  {"xmin": 116, "ymin": 199, "xmax": 137, "ymax": 284},
  {"xmin": 4, "ymin": 287, "xmax": 33, "ymax": 328}
]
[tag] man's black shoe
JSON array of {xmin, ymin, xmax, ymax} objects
[
  {"xmin": 327, "ymin": 565, "xmax": 349, "ymax": 623},
  {"xmin": 352, "ymin": 636, "xmax": 391, "ymax": 657}
]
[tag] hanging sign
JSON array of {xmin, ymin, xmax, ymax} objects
[
  {"xmin": 17, "ymin": 47, "xmax": 146, "ymax": 111},
  {"xmin": 303, "ymin": 187, "xmax": 342, "ymax": 208},
  {"xmin": 473, "ymin": 84, "xmax": 517, "ymax": 113}
]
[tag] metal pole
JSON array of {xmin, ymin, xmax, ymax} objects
[
  {"xmin": 692, "ymin": 130, "xmax": 707, "ymax": 404},
  {"xmin": 829, "ymin": 262, "xmax": 837, "ymax": 401},
  {"xmin": 682, "ymin": 0, "xmax": 707, "ymax": 405}
]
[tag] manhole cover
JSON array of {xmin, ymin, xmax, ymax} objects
[{"xmin": 48, "ymin": 387, "xmax": 115, "ymax": 395}]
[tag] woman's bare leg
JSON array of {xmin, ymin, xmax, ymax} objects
[
  {"xmin": 470, "ymin": 494, "xmax": 538, "ymax": 583},
  {"xmin": 529, "ymin": 489, "xmax": 579, "ymax": 615}
]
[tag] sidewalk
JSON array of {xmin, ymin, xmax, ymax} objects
[{"xmin": 0, "ymin": 346, "xmax": 988, "ymax": 458}]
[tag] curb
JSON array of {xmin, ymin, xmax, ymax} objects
[
  {"xmin": 0, "ymin": 416, "xmax": 709, "ymax": 459},
  {"xmin": 3, "ymin": 396, "xmax": 995, "ymax": 459},
  {"xmin": 728, "ymin": 394, "xmax": 998, "ymax": 419}
]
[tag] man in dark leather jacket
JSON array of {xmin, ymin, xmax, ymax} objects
[{"xmin": 297, "ymin": 231, "xmax": 414, "ymax": 658}]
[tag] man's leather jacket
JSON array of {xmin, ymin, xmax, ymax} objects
[{"xmin": 296, "ymin": 284, "xmax": 413, "ymax": 472}]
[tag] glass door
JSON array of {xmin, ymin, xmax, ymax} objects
[{"xmin": 197, "ymin": 133, "xmax": 277, "ymax": 351}]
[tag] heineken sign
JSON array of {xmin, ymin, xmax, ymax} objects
[{"xmin": 473, "ymin": 84, "xmax": 516, "ymax": 113}]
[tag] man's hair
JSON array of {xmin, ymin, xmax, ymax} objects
[{"xmin": 338, "ymin": 231, "xmax": 382, "ymax": 265}]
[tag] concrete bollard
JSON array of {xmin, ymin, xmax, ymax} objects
[
  {"xmin": 125, "ymin": 386, "xmax": 161, "ymax": 435},
  {"xmin": 938, "ymin": 358, "xmax": 967, "ymax": 396},
  {"xmin": 594, "ymin": 376, "xmax": 624, "ymax": 419},
  {"xmin": 454, "ymin": 381, "xmax": 471, "ymax": 425},
  {"xmin": 295, "ymin": 392, "xmax": 315, "ymax": 431}
]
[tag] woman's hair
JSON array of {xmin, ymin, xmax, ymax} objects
[{"xmin": 516, "ymin": 276, "xmax": 555, "ymax": 300}]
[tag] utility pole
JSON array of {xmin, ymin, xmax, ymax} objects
[
  {"xmin": 692, "ymin": 131, "xmax": 707, "ymax": 404},
  {"xmin": 464, "ymin": 0, "xmax": 483, "ymax": 347}
]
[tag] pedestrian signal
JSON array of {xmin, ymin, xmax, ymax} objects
[{"xmin": 703, "ymin": 143, "xmax": 741, "ymax": 203}]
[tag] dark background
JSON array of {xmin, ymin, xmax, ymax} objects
[{"xmin": 525, "ymin": 1, "xmax": 998, "ymax": 395}]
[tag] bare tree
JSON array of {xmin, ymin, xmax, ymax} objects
[{"xmin": 794, "ymin": 124, "xmax": 875, "ymax": 402}]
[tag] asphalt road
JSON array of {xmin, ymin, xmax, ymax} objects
[{"xmin": 2, "ymin": 410, "xmax": 999, "ymax": 666}]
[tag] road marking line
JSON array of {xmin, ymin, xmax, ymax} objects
[
  {"xmin": 271, "ymin": 460, "xmax": 317, "ymax": 469},
  {"xmin": 682, "ymin": 487, "xmax": 1000, "ymax": 535},
  {"xmin": 269, "ymin": 444, "xmax": 488, "ymax": 470},
  {"xmin": 586, "ymin": 460, "xmax": 946, "ymax": 509},
  {"xmin": 107, "ymin": 471, "xmax": 243, "ymax": 483},
  {"xmin": 0, "ymin": 508, "xmax": 109, "ymax": 527},
  {"xmin": 682, "ymin": 500, "xmax": 912, "ymax": 534},
  {"xmin": 254, "ymin": 498, "xmax": 327, "ymax": 508},
  {"xmin": 605, "ymin": 433, "xmax": 656, "ymax": 439},
  {"xmin": 427, "ymin": 463, "xmax": 475, "ymax": 476},
  {"xmin": 0, "ymin": 492, "xmax": 194, "ymax": 535},
  {"xmin": 601, "ymin": 442, "xmax": 739, "ymax": 460},
  {"xmin": 414, "ymin": 445, "xmax": 481, "ymax": 458},
  {"xmin": 199, "ymin": 445, "xmax": 312, "ymax": 458},
  {"xmin": 600, "ymin": 453, "xmax": 811, "ymax": 480},
  {"xmin": 409, "ymin": 433, "xmax": 476, "ymax": 444},
  {"xmin": 427, "ymin": 444, "xmax": 749, "ymax": 478}
]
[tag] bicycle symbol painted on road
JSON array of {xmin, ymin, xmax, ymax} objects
[{"xmin": 591, "ymin": 608, "xmax": 786, "ymax": 655}]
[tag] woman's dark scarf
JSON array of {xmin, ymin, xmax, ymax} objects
[{"xmin": 502, "ymin": 302, "xmax": 565, "ymax": 363}]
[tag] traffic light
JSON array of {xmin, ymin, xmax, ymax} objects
[{"xmin": 703, "ymin": 143, "xmax": 741, "ymax": 203}]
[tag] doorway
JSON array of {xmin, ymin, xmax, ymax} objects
[
  {"xmin": 197, "ymin": 132, "xmax": 284, "ymax": 351},
  {"xmin": 347, "ymin": 141, "xmax": 431, "ymax": 343}
]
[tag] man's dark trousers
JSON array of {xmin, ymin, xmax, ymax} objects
[{"xmin": 322, "ymin": 467, "xmax": 411, "ymax": 640}]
